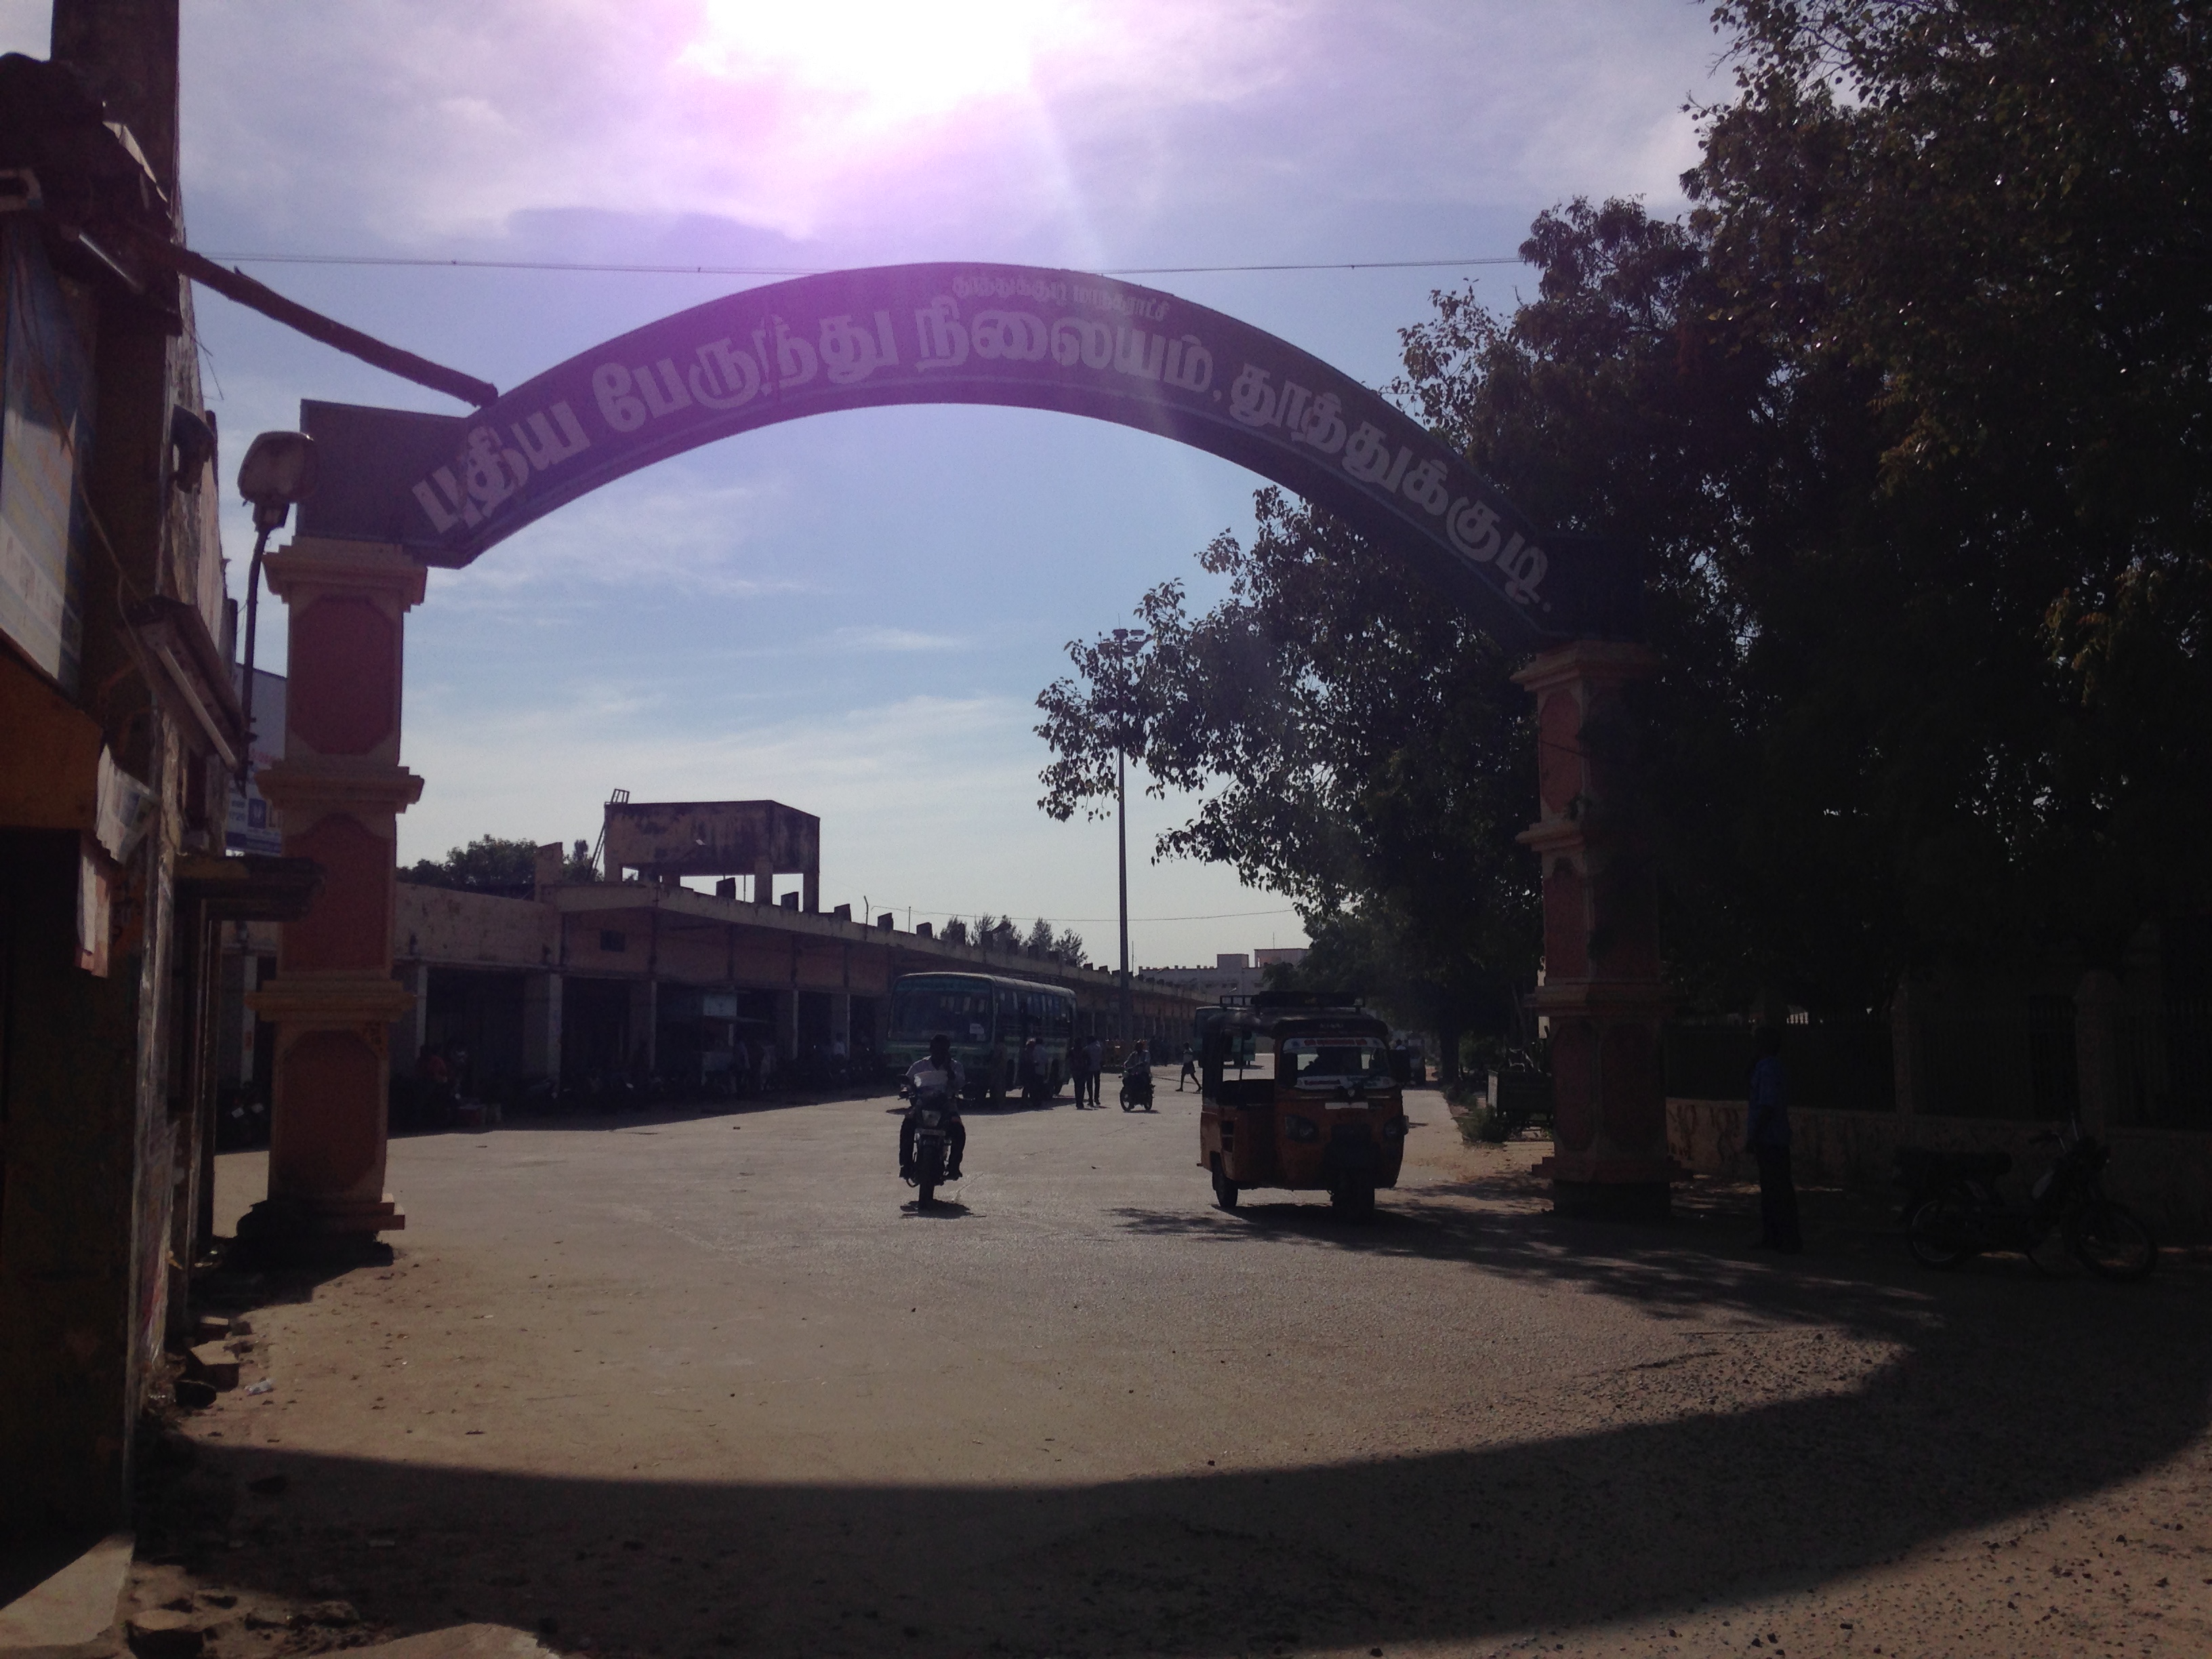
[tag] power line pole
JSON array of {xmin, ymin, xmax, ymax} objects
[
  {"xmin": 1117, "ymin": 741, "xmax": 1131, "ymax": 1042},
  {"xmin": 1109, "ymin": 627, "xmax": 1147, "ymax": 1044}
]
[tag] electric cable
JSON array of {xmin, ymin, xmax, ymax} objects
[{"xmin": 198, "ymin": 252, "xmax": 1523, "ymax": 279}]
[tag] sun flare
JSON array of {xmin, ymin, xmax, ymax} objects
[{"xmin": 683, "ymin": 0, "xmax": 1083, "ymax": 124}]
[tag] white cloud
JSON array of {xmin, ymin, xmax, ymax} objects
[
  {"xmin": 823, "ymin": 626, "xmax": 965, "ymax": 653},
  {"xmin": 424, "ymin": 470, "xmax": 800, "ymax": 605},
  {"xmin": 174, "ymin": 1, "xmax": 1725, "ymax": 253}
]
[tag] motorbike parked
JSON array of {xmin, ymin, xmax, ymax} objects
[{"xmin": 1899, "ymin": 1116, "xmax": 2156, "ymax": 1279}]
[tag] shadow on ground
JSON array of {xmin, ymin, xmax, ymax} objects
[{"xmin": 148, "ymin": 1202, "xmax": 2209, "ymax": 1659}]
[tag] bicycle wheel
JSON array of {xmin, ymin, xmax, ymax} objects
[
  {"xmin": 1906, "ymin": 1196, "xmax": 1975, "ymax": 1269},
  {"xmin": 2069, "ymin": 1200, "xmax": 2157, "ymax": 1282}
]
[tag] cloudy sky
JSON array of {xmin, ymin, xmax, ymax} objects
[{"xmin": 5, "ymin": 1, "xmax": 1729, "ymax": 967}]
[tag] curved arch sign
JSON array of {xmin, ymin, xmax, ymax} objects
[{"xmin": 300, "ymin": 263, "xmax": 1634, "ymax": 647}]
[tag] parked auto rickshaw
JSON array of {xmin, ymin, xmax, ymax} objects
[{"xmin": 1197, "ymin": 993, "xmax": 1407, "ymax": 1219}]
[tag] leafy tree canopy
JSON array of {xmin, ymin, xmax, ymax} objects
[
  {"xmin": 1039, "ymin": 0, "xmax": 2211, "ymax": 1027},
  {"xmin": 402, "ymin": 835, "xmax": 541, "ymax": 897}
]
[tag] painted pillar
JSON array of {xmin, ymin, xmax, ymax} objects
[
  {"xmin": 246, "ymin": 539, "xmax": 424, "ymax": 1239},
  {"xmin": 1514, "ymin": 640, "xmax": 1674, "ymax": 1221},
  {"xmin": 2074, "ymin": 969, "xmax": 2124, "ymax": 1134},
  {"xmin": 523, "ymin": 971, "xmax": 563, "ymax": 1078},
  {"xmin": 392, "ymin": 960, "xmax": 430, "ymax": 1071},
  {"xmin": 627, "ymin": 977, "xmax": 657, "ymax": 1074}
]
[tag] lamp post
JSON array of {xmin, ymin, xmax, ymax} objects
[
  {"xmin": 1109, "ymin": 627, "xmax": 1147, "ymax": 1043},
  {"xmin": 233, "ymin": 431, "xmax": 320, "ymax": 790}
]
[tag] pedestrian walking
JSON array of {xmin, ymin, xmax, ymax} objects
[
  {"xmin": 1177, "ymin": 1042, "xmax": 1199, "ymax": 1092},
  {"xmin": 1745, "ymin": 1025, "xmax": 1802, "ymax": 1253}
]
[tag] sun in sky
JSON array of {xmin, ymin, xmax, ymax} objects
[{"xmin": 682, "ymin": 0, "xmax": 1093, "ymax": 127}]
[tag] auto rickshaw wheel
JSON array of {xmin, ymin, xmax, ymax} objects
[
  {"xmin": 1331, "ymin": 1180, "xmax": 1376, "ymax": 1222},
  {"xmin": 1211, "ymin": 1158, "xmax": 1239, "ymax": 1211}
]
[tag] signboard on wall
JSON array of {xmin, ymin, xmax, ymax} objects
[
  {"xmin": 226, "ymin": 664, "xmax": 286, "ymax": 855},
  {"xmin": 0, "ymin": 223, "xmax": 96, "ymax": 693}
]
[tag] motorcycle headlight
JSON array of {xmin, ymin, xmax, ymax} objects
[{"xmin": 918, "ymin": 1110, "xmax": 941, "ymax": 1126}]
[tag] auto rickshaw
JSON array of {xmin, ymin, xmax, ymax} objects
[{"xmin": 1196, "ymin": 992, "xmax": 1407, "ymax": 1219}]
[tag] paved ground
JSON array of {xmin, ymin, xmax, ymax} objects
[{"xmin": 138, "ymin": 1087, "xmax": 2212, "ymax": 1658}]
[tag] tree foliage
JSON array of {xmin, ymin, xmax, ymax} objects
[
  {"xmin": 1038, "ymin": 0, "xmax": 2211, "ymax": 1027},
  {"xmin": 401, "ymin": 835, "xmax": 542, "ymax": 897}
]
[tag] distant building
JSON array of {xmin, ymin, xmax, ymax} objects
[
  {"xmin": 214, "ymin": 796, "xmax": 1203, "ymax": 1108},
  {"xmin": 1145, "ymin": 947, "xmax": 1308, "ymax": 1002}
]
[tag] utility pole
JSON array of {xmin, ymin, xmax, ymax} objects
[
  {"xmin": 1109, "ymin": 628, "xmax": 1145, "ymax": 1044},
  {"xmin": 1117, "ymin": 742, "xmax": 1131, "ymax": 1042}
]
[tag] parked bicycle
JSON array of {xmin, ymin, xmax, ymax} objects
[{"xmin": 1898, "ymin": 1115, "xmax": 2156, "ymax": 1280}]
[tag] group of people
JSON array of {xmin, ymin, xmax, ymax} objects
[{"xmin": 1065, "ymin": 1036, "xmax": 1197, "ymax": 1107}]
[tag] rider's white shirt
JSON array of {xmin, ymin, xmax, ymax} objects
[{"xmin": 905, "ymin": 1057, "xmax": 964, "ymax": 1103}]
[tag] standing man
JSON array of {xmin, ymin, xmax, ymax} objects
[
  {"xmin": 1086, "ymin": 1035, "xmax": 1107, "ymax": 1107},
  {"xmin": 1745, "ymin": 1026, "xmax": 1802, "ymax": 1253},
  {"xmin": 1068, "ymin": 1033, "xmax": 1092, "ymax": 1107},
  {"xmin": 1177, "ymin": 1042, "xmax": 1200, "ymax": 1092}
]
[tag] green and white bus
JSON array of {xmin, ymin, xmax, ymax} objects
[{"xmin": 886, "ymin": 972, "xmax": 1077, "ymax": 1102}]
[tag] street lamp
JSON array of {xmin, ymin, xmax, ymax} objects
[
  {"xmin": 1108, "ymin": 626, "xmax": 1147, "ymax": 1042},
  {"xmin": 234, "ymin": 431, "xmax": 319, "ymax": 790}
]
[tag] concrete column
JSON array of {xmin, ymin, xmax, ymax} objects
[
  {"xmin": 832, "ymin": 991, "xmax": 852, "ymax": 1054},
  {"xmin": 1513, "ymin": 642, "xmax": 1673, "ymax": 1221},
  {"xmin": 1890, "ymin": 977, "xmax": 1921, "ymax": 1116},
  {"xmin": 2075, "ymin": 968, "xmax": 2123, "ymax": 1133},
  {"xmin": 628, "ymin": 977, "xmax": 657, "ymax": 1073},
  {"xmin": 777, "ymin": 990, "xmax": 798, "ymax": 1061},
  {"xmin": 246, "ymin": 540, "xmax": 423, "ymax": 1242},
  {"xmin": 239, "ymin": 949, "xmax": 262, "ymax": 1088},
  {"xmin": 523, "ymin": 971, "xmax": 563, "ymax": 1078},
  {"xmin": 392, "ymin": 960, "xmax": 430, "ymax": 1071}
]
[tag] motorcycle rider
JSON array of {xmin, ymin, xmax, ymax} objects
[
  {"xmin": 901, "ymin": 1032, "xmax": 967, "ymax": 1181},
  {"xmin": 1122, "ymin": 1039, "xmax": 1153, "ymax": 1107}
]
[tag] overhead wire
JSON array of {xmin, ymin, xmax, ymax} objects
[{"xmin": 197, "ymin": 252, "xmax": 1525, "ymax": 279}]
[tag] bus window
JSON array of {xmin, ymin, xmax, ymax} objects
[{"xmin": 890, "ymin": 981, "xmax": 993, "ymax": 1045}]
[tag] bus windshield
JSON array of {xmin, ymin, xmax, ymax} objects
[{"xmin": 892, "ymin": 981, "xmax": 993, "ymax": 1046}]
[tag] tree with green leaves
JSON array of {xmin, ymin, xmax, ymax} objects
[
  {"xmin": 1039, "ymin": 0, "xmax": 2212, "ymax": 1039},
  {"xmin": 401, "ymin": 835, "xmax": 541, "ymax": 897}
]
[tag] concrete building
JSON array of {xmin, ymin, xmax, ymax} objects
[
  {"xmin": 217, "ymin": 800, "xmax": 1206, "ymax": 1112},
  {"xmin": 0, "ymin": 9, "xmax": 291, "ymax": 1533},
  {"xmin": 1145, "ymin": 947, "xmax": 1309, "ymax": 1004}
]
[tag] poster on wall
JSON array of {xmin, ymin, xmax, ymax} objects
[
  {"xmin": 226, "ymin": 665, "xmax": 286, "ymax": 855},
  {"xmin": 0, "ymin": 223, "xmax": 96, "ymax": 693}
]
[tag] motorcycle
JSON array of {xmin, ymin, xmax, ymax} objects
[
  {"xmin": 901, "ymin": 1083, "xmax": 962, "ymax": 1206},
  {"xmin": 1120, "ymin": 1067, "xmax": 1155, "ymax": 1112},
  {"xmin": 1899, "ymin": 1116, "xmax": 2156, "ymax": 1280}
]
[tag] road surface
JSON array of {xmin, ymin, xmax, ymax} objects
[{"xmin": 149, "ymin": 1086, "xmax": 2211, "ymax": 1658}]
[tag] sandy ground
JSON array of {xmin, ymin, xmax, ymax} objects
[{"xmin": 121, "ymin": 1087, "xmax": 2212, "ymax": 1658}]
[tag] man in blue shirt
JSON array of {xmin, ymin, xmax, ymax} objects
[{"xmin": 1745, "ymin": 1025, "xmax": 1802, "ymax": 1252}]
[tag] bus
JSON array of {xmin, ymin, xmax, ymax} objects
[{"xmin": 886, "ymin": 972, "xmax": 1078, "ymax": 1103}]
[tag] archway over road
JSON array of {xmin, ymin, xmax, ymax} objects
[{"xmin": 241, "ymin": 263, "xmax": 1668, "ymax": 1248}]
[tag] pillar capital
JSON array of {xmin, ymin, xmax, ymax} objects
[
  {"xmin": 1510, "ymin": 638, "xmax": 1659, "ymax": 696},
  {"xmin": 256, "ymin": 758, "xmax": 425, "ymax": 819},
  {"xmin": 263, "ymin": 537, "xmax": 429, "ymax": 609}
]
